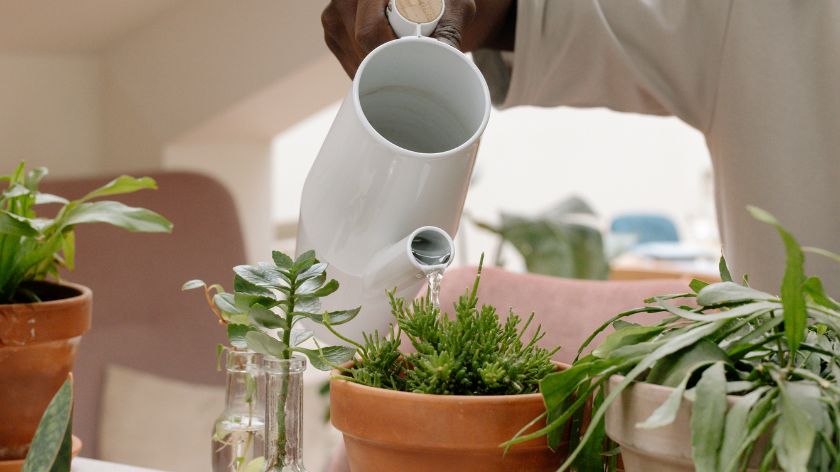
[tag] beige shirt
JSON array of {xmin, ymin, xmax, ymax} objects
[{"xmin": 475, "ymin": 0, "xmax": 840, "ymax": 292}]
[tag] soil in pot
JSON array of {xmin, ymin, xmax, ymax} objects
[
  {"xmin": 0, "ymin": 281, "xmax": 91, "ymax": 461},
  {"xmin": 330, "ymin": 364, "xmax": 569, "ymax": 472}
]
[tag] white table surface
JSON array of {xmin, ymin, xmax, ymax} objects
[{"xmin": 72, "ymin": 457, "xmax": 166, "ymax": 472}]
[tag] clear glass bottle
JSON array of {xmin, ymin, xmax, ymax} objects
[
  {"xmin": 263, "ymin": 356, "xmax": 307, "ymax": 472},
  {"xmin": 212, "ymin": 348, "xmax": 265, "ymax": 472}
]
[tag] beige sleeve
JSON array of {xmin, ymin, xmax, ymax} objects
[{"xmin": 475, "ymin": 0, "xmax": 734, "ymax": 131}]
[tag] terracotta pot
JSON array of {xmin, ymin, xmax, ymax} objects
[
  {"xmin": 606, "ymin": 375, "xmax": 765, "ymax": 472},
  {"xmin": 330, "ymin": 363, "xmax": 568, "ymax": 472},
  {"xmin": 0, "ymin": 281, "xmax": 92, "ymax": 461}
]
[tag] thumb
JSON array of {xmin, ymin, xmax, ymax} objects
[{"xmin": 431, "ymin": 1, "xmax": 476, "ymax": 50}]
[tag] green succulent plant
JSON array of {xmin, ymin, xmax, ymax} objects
[
  {"xmin": 333, "ymin": 256, "xmax": 559, "ymax": 396},
  {"xmin": 506, "ymin": 207, "xmax": 840, "ymax": 472},
  {"xmin": 0, "ymin": 162, "xmax": 172, "ymax": 303}
]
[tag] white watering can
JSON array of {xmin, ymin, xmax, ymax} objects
[{"xmin": 296, "ymin": 0, "xmax": 490, "ymax": 342}]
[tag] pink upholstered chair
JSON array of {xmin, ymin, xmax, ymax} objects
[
  {"xmin": 42, "ymin": 171, "xmax": 244, "ymax": 457},
  {"xmin": 327, "ymin": 265, "xmax": 692, "ymax": 471}
]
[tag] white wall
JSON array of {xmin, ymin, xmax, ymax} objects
[{"xmin": 0, "ymin": 54, "xmax": 102, "ymax": 176}]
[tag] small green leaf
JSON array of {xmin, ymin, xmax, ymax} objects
[
  {"xmin": 294, "ymin": 345, "xmax": 355, "ymax": 371},
  {"xmin": 34, "ymin": 193, "xmax": 68, "ymax": 205},
  {"xmin": 290, "ymin": 329, "xmax": 314, "ymax": 347},
  {"xmin": 249, "ymin": 305, "xmax": 286, "ymax": 329},
  {"xmin": 61, "ymin": 229, "xmax": 75, "ymax": 271},
  {"xmin": 182, "ymin": 279, "xmax": 206, "ymax": 291},
  {"xmin": 647, "ymin": 339, "xmax": 729, "ymax": 387},
  {"xmin": 295, "ymin": 307, "xmax": 360, "ymax": 326},
  {"xmin": 234, "ymin": 263, "xmax": 286, "ymax": 289},
  {"xmin": 63, "ymin": 201, "xmax": 172, "ymax": 232},
  {"xmin": 689, "ymin": 278, "xmax": 709, "ymax": 293},
  {"xmin": 719, "ymin": 255, "xmax": 733, "ymax": 282},
  {"xmin": 272, "ymin": 251, "xmax": 293, "ymax": 269},
  {"xmin": 22, "ymin": 378, "xmax": 73, "ymax": 472},
  {"xmin": 690, "ymin": 362, "xmax": 726, "ymax": 472},
  {"xmin": 311, "ymin": 279, "xmax": 339, "ymax": 297},
  {"xmin": 245, "ymin": 331, "xmax": 288, "ymax": 358},
  {"xmin": 227, "ymin": 324, "xmax": 256, "ymax": 349},
  {"xmin": 81, "ymin": 175, "xmax": 158, "ymax": 201},
  {"xmin": 293, "ymin": 250, "xmax": 317, "ymax": 271},
  {"xmin": 214, "ymin": 293, "xmax": 244, "ymax": 315}
]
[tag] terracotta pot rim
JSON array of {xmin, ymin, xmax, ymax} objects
[
  {"xmin": 331, "ymin": 360, "xmax": 570, "ymax": 402},
  {"xmin": 0, "ymin": 280, "xmax": 91, "ymax": 309}
]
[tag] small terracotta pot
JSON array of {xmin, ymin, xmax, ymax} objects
[
  {"xmin": 0, "ymin": 281, "xmax": 92, "ymax": 461},
  {"xmin": 606, "ymin": 375, "xmax": 765, "ymax": 472},
  {"xmin": 330, "ymin": 363, "xmax": 568, "ymax": 472}
]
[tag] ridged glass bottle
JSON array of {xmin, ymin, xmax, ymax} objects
[
  {"xmin": 262, "ymin": 356, "xmax": 307, "ymax": 472},
  {"xmin": 212, "ymin": 348, "xmax": 265, "ymax": 472}
]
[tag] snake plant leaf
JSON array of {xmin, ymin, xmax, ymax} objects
[
  {"xmin": 80, "ymin": 175, "xmax": 157, "ymax": 201},
  {"xmin": 22, "ymin": 378, "xmax": 73, "ymax": 472},
  {"xmin": 749, "ymin": 206, "xmax": 807, "ymax": 355},
  {"xmin": 718, "ymin": 255, "xmax": 733, "ymax": 282},
  {"xmin": 245, "ymin": 331, "xmax": 288, "ymax": 358},
  {"xmin": 294, "ymin": 345, "xmax": 356, "ymax": 371},
  {"xmin": 63, "ymin": 201, "xmax": 172, "ymax": 233},
  {"xmin": 690, "ymin": 362, "xmax": 726, "ymax": 472}
]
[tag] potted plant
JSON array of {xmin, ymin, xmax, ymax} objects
[
  {"xmin": 186, "ymin": 250, "xmax": 358, "ymax": 472},
  {"xmin": 506, "ymin": 206, "xmax": 840, "ymax": 471},
  {"xmin": 0, "ymin": 163, "xmax": 172, "ymax": 464},
  {"xmin": 329, "ymin": 257, "xmax": 566, "ymax": 472}
]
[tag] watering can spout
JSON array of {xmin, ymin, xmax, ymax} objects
[{"xmin": 364, "ymin": 227, "xmax": 454, "ymax": 291}]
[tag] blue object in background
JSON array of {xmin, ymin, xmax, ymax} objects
[{"xmin": 610, "ymin": 213, "xmax": 680, "ymax": 245}]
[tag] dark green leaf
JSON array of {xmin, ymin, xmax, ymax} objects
[
  {"xmin": 0, "ymin": 210, "xmax": 38, "ymax": 237},
  {"xmin": 803, "ymin": 277, "xmax": 840, "ymax": 310},
  {"xmin": 719, "ymin": 255, "xmax": 733, "ymax": 282},
  {"xmin": 22, "ymin": 378, "xmax": 73, "ymax": 472},
  {"xmin": 81, "ymin": 175, "xmax": 157, "ymax": 201},
  {"xmin": 245, "ymin": 331, "xmax": 288, "ymax": 358},
  {"xmin": 311, "ymin": 279, "xmax": 339, "ymax": 298},
  {"xmin": 690, "ymin": 362, "xmax": 726, "ymax": 472},
  {"xmin": 294, "ymin": 345, "xmax": 355, "ymax": 371},
  {"xmin": 63, "ymin": 201, "xmax": 172, "ymax": 232},
  {"xmin": 748, "ymin": 206, "xmax": 807, "ymax": 354},
  {"xmin": 293, "ymin": 250, "xmax": 317, "ymax": 271}
]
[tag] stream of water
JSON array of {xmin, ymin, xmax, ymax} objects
[{"xmin": 425, "ymin": 269, "xmax": 444, "ymax": 310}]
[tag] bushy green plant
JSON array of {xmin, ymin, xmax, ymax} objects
[
  {"xmin": 333, "ymin": 257, "xmax": 559, "ymax": 395},
  {"xmin": 476, "ymin": 196, "xmax": 609, "ymax": 280},
  {"xmin": 507, "ymin": 207, "xmax": 840, "ymax": 472},
  {"xmin": 0, "ymin": 162, "xmax": 172, "ymax": 303},
  {"xmin": 184, "ymin": 249, "xmax": 358, "ymax": 469}
]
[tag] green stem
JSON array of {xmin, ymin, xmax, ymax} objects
[{"xmin": 273, "ymin": 278, "xmax": 295, "ymax": 468}]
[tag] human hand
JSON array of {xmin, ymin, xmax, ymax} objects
[{"xmin": 321, "ymin": 0, "xmax": 515, "ymax": 77}]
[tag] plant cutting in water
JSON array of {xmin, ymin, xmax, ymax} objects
[
  {"xmin": 506, "ymin": 206, "xmax": 840, "ymax": 472},
  {"xmin": 186, "ymin": 250, "xmax": 358, "ymax": 471},
  {"xmin": 331, "ymin": 256, "xmax": 559, "ymax": 395},
  {"xmin": 0, "ymin": 162, "xmax": 172, "ymax": 302}
]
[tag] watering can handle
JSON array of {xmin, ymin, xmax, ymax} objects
[{"xmin": 387, "ymin": 0, "xmax": 445, "ymax": 38}]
